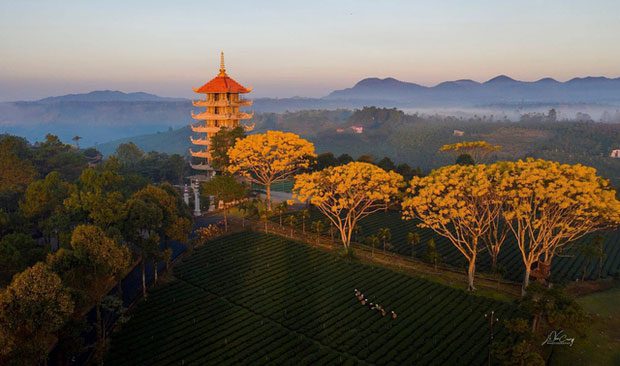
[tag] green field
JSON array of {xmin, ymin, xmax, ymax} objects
[
  {"xmin": 106, "ymin": 231, "xmax": 515, "ymax": 365},
  {"xmin": 277, "ymin": 210, "xmax": 620, "ymax": 283}
]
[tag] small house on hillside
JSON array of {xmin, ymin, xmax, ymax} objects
[
  {"xmin": 453, "ymin": 129, "xmax": 465, "ymax": 136},
  {"xmin": 351, "ymin": 126, "xmax": 364, "ymax": 134},
  {"xmin": 611, "ymin": 149, "xmax": 620, "ymax": 158}
]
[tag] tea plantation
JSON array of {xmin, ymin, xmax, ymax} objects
[
  {"xmin": 106, "ymin": 231, "xmax": 515, "ymax": 365},
  {"xmin": 279, "ymin": 210, "xmax": 620, "ymax": 283}
]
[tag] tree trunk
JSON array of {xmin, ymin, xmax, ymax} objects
[
  {"xmin": 141, "ymin": 259, "xmax": 147, "ymax": 298},
  {"xmin": 242, "ymin": 216, "xmax": 245, "ymax": 228},
  {"xmin": 153, "ymin": 258, "xmax": 158, "ymax": 284},
  {"xmin": 279, "ymin": 215, "xmax": 282, "ymax": 228},
  {"xmin": 467, "ymin": 256, "xmax": 477, "ymax": 291},
  {"xmin": 290, "ymin": 227, "xmax": 293, "ymax": 238},
  {"xmin": 490, "ymin": 249, "xmax": 498, "ymax": 273},
  {"xmin": 302, "ymin": 220, "xmax": 305, "ymax": 234},
  {"xmin": 266, "ymin": 184, "xmax": 272, "ymax": 211},
  {"xmin": 522, "ymin": 264, "xmax": 531, "ymax": 296}
]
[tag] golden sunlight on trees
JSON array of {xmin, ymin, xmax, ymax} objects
[
  {"xmin": 294, "ymin": 162, "xmax": 403, "ymax": 253},
  {"xmin": 440, "ymin": 141, "xmax": 501, "ymax": 163},
  {"xmin": 228, "ymin": 131, "xmax": 315, "ymax": 210},
  {"xmin": 0, "ymin": 263, "xmax": 74, "ymax": 364},
  {"xmin": 494, "ymin": 159, "xmax": 620, "ymax": 294},
  {"xmin": 402, "ymin": 164, "xmax": 502, "ymax": 291}
]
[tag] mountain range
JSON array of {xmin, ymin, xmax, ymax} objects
[
  {"xmin": 2, "ymin": 75, "xmax": 620, "ymax": 146},
  {"xmin": 326, "ymin": 75, "xmax": 620, "ymax": 105}
]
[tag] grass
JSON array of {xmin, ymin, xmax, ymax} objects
[{"xmin": 550, "ymin": 286, "xmax": 620, "ymax": 366}]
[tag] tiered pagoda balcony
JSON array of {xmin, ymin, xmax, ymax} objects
[
  {"xmin": 190, "ymin": 124, "xmax": 221, "ymax": 133},
  {"xmin": 242, "ymin": 122, "xmax": 255, "ymax": 132},
  {"xmin": 191, "ymin": 111, "xmax": 254, "ymax": 121},
  {"xmin": 192, "ymin": 99, "xmax": 253, "ymax": 107},
  {"xmin": 190, "ymin": 162, "xmax": 214, "ymax": 171},
  {"xmin": 189, "ymin": 149, "xmax": 210, "ymax": 158},
  {"xmin": 190, "ymin": 136, "xmax": 210, "ymax": 145}
]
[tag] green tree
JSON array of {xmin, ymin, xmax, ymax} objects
[
  {"xmin": 201, "ymin": 175, "xmax": 247, "ymax": 232},
  {"xmin": 492, "ymin": 318, "xmax": 545, "ymax": 366},
  {"xmin": 366, "ymin": 235, "xmax": 379, "ymax": 257},
  {"xmin": 285, "ymin": 214, "xmax": 297, "ymax": 238},
  {"xmin": 274, "ymin": 201, "xmax": 289, "ymax": 228},
  {"xmin": 425, "ymin": 238, "xmax": 441, "ymax": 269},
  {"xmin": 455, "ymin": 153, "xmax": 475, "ymax": 165},
  {"xmin": 300, "ymin": 209, "xmax": 310, "ymax": 234},
  {"xmin": 314, "ymin": 152, "xmax": 339, "ymax": 171},
  {"xmin": 0, "ymin": 142, "xmax": 36, "ymax": 196},
  {"xmin": 378, "ymin": 227, "xmax": 392, "ymax": 253},
  {"xmin": 377, "ymin": 157, "xmax": 396, "ymax": 172},
  {"xmin": 0, "ymin": 233, "xmax": 45, "ymax": 285},
  {"xmin": 577, "ymin": 236, "xmax": 605, "ymax": 280},
  {"xmin": 114, "ymin": 142, "xmax": 144, "ymax": 170},
  {"xmin": 407, "ymin": 231, "xmax": 421, "ymax": 258},
  {"xmin": 312, "ymin": 220, "xmax": 325, "ymax": 244},
  {"xmin": 0, "ymin": 263, "xmax": 74, "ymax": 365},
  {"xmin": 20, "ymin": 171, "xmax": 75, "ymax": 244},
  {"xmin": 68, "ymin": 225, "xmax": 131, "ymax": 363},
  {"xmin": 337, "ymin": 153, "xmax": 354, "ymax": 165},
  {"xmin": 357, "ymin": 154, "xmax": 374, "ymax": 164},
  {"xmin": 125, "ymin": 197, "xmax": 162, "ymax": 298},
  {"xmin": 209, "ymin": 126, "xmax": 246, "ymax": 171}
]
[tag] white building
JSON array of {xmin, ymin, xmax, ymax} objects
[
  {"xmin": 453, "ymin": 129, "xmax": 465, "ymax": 136},
  {"xmin": 611, "ymin": 149, "xmax": 620, "ymax": 158}
]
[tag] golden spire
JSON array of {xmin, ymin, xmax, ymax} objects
[{"xmin": 219, "ymin": 51, "xmax": 226, "ymax": 76}]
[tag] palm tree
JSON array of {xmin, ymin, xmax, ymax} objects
[
  {"xmin": 312, "ymin": 220, "xmax": 325, "ymax": 244},
  {"xmin": 72, "ymin": 135, "xmax": 82, "ymax": 149},
  {"xmin": 367, "ymin": 235, "xmax": 379, "ymax": 257},
  {"xmin": 426, "ymin": 238, "xmax": 440, "ymax": 270},
  {"xmin": 275, "ymin": 201, "xmax": 288, "ymax": 228},
  {"xmin": 285, "ymin": 215, "xmax": 297, "ymax": 238},
  {"xmin": 407, "ymin": 231, "xmax": 421, "ymax": 258},
  {"xmin": 258, "ymin": 206, "xmax": 269, "ymax": 233},
  {"xmin": 300, "ymin": 209, "xmax": 310, "ymax": 234},
  {"xmin": 353, "ymin": 224, "xmax": 364, "ymax": 243},
  {"xmin": 378, "ymin": 228, "xmax": 391, "ymax": 253}
]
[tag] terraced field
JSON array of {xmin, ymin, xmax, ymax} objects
[
  {"xmin": 279, "ymin": 210, "xmax": 620, "ymax": 283},
  {"xmin": 106, "ymin": 231, "xmax": 515, "ymax": 365}
]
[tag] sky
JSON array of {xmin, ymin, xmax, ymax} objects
[{"xmin": 1, "ymin": 0, "xmax": 620, "ymax": 101}]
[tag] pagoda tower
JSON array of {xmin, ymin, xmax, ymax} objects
[{"xmin": 189, "ymin": 52, "xmax": 254, "ymax": 177}]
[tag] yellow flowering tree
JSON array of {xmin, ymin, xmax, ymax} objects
[
  {"xmin": 494, "ymin": 159, "xmax": 620, "ymax": 294},
  {"xmin": 294, "ymin": 162, "xmax": 403, "ymax": 252},
  {"xmin": 402, "ymin": 164, "xmax": 501, "ymax": 291},
  {"xmin": 228, "ymin": 131, "xmax": 316, "ymax": 210},
  {"xmin": 440, "ymin": 141, "xmax": 501, "ymax": 163}
]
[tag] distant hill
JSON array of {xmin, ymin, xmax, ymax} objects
[
  {"xmin": 95, "ymin": 107, "xmax": 620, "ymax": 187},
  {"xmin": 326, "ymin": 75, "xmax": 620, "ymax": 105},
  {"xmin": 3, "ymin": 74, "xmax": 620, "ymax": 147},
  {"xmin": 37, "ymin": 90, "xmax": 186, "ymax": 103}
]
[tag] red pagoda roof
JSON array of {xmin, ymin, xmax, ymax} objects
[{"xmin": 193, "ymin": 52, "xmax": 251, "ymax": 94}]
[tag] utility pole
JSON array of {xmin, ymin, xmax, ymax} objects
[{"xmin": 484, "ymin": 310, "xmax": 499, "ymax": 366}]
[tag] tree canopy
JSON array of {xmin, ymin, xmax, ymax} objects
[
  {"xmin": 402, "ymin": 164, "xmax": 501, "ymax": 291},
  {"xmin": 294, "ymin": 162, "xmax": 403, "ymax": 251},
  {"xmin": 228, "ymin": 131, "xmax": 315, "ymax": 210}
]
